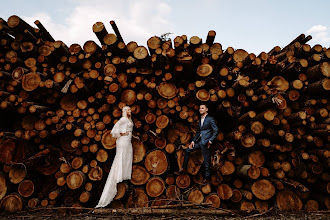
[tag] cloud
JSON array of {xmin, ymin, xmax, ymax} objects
[
  {"xmin": 21, "ymin": 0, "xmax": 174, "ymax": 47},
  {"xmin": 22, "ymin": 13, "xmax": 67, "ymax": 40},
  {"xmin": 307, "ymin": 25, "xmax": 327, "ymax": 33},
  {"xmin": 307, "ymin": 25, "xmax": 330, "ymax": 45}
]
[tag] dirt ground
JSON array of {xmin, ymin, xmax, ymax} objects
[{"xmin": 0, "ymin": 208, "xmax": 329, "ymax": 220}]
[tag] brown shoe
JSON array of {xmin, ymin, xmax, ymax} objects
[{"xmin": 174, "ymin": 168, "xmax": 187, "ymax": 175}]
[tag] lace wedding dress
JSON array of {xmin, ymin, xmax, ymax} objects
[{"xmin": 96, "ymin": 117, "xmax": 133, "ymax": 208}]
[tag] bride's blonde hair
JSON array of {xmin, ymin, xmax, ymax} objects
[{"xmin": 122, "ymin": 106, "xmax": 131, "ymax": 118}]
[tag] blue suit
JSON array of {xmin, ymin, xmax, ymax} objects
[{"xmin": 183, "ymin": 114, "xmax": 219, "ymax": 178}]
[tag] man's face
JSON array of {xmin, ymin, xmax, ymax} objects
[{"xmin": 199, "ymin": 105, "xmax": 208, "ymax": 115}]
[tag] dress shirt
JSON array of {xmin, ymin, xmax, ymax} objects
[{"xmin": 201, "ymin": 113, "xmax": 208, "ymax": 127}]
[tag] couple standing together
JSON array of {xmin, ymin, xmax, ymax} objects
[{"xmin": 96, "ymin": 104, "xmax": 219, "ymax": 208}]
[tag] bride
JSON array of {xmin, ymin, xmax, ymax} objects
[{"xmin": 96, "ymin": 106, "xmax": 135, "ymax": 208}]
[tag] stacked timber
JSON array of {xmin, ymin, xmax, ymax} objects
[{"xmin": 0, "ymin": 15, "xmax": 329, "ymax": 213}]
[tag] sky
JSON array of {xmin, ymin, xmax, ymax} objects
[{"xmin": 1, "ymin": 0, "xmax": 329, "ymax": 55}]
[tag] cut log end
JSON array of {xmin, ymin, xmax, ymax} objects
[
  {"xmin": 131, "ymin": 165, "xmax": 150, "ymax": 185},
  {"xmin": 251, "ymin": 179, "xmax": 275, "ymax": 200},
  {"xmin": 121, "ymin": 89, "xmax": 136, "ymax": 105},
  {"xmin": 133, "ymin": 46, "xmax": 148, "ymax": 60},
  {"xmin": 101, "ymin": 130, "xmax": 116, "ymax": 149},
  {"xmin": 0, "ymin": 194, "xmax": 23, "ymax": 212},
  {"xmin": 188, "ymin": 189, "xmax": 204, "ymax": 204},
  {"xmin": 217, "ymin": 184, "xmax": 233, "ymax": 200},
  {"xmin": 205, "ymin": 193, "xmax": 220, "ymax": 208},
  {"xmin": 66, "ymin": 171, "xmax": 85, "ymax": 190},
  {"xmin": 197, "ymin": 64, "xmax": 213, "ymax": 77},
  {"xmin": 176, "ymin": 174, "xmax": 190, "ymax": 189},
  {"xmin": 18, "ymin": 180, "xmax": 34, "ymax": 197},
  {"xmin": 22, "ymin": 72, "xmax": 41, "ymax": 91},
  {"xmin": 276, "ymin": 190, "xmax": 303, "ymax": 211},
  {"xmin": 146, "ymin": 177, "xmax": 165, "ymax": 197},
  {"xmin": 144, "ymin": 150, "xmax": 168, "ymax": 175},
  {"xmin": 132, "ymin": 139, "xmax": 146, "ymax": 163},
  {"xmin": 9, "ymin": 167, "xmax": 27, "ymax": 184},
  {"xmin": 158, "ymin": 82, "xmax": 178, "ymax": 99}
]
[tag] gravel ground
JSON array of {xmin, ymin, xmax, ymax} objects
[{"xmin": 0, "ymin": 208, "xmax": 329, "ymax": 220}]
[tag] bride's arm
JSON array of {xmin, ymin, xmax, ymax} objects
[
  {"xmin": 132, "ymin": 134, "xmax": 140, "ymax": 140},
  {"xmin": 111, "ymin": 117, "xmax": 129, "ymax": 138}
]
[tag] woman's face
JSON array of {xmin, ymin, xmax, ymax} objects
[{"xmin": 126, "ymin": 108, "xmax": 131, "ymax": 117}]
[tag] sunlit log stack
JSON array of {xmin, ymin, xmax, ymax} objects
[{"xmin": 0, "ymin": 15, "xmax": 329, "ymax": 213}]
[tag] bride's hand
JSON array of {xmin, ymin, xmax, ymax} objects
[
  {"xmin": 132, "ymin": 135, "xmax": 140, "ymax": 140},
  {"xmin": 120, "ymin": 132, "xmax": 129, "ymax": 136}
]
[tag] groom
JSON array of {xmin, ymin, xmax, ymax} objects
[{"xmin": 176, "ymin": 104, "xmax": 219, "ymax": 184}]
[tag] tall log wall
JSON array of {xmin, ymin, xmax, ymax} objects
[{"xmin": 0, "ymin": 15, "xmax": 329, "ymax": 213}]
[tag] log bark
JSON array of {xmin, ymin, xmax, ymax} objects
[
  {"xmin": 110, "ymin": 20, "xmax": 124, "ymax": 43},
  {"xmin": 0, "ymin": 173, "xmax": 7, "ymax": 200},
  {"xmin": 92, "ymin": 22, "xmax": 108, "ymax": 45},
  {"xmin": 306, "ymin": 62, "xmax": 330, "ymax": 80},
  {"xmin": 166, "ymin": 184, "xmax": 180, "ymax": 200},
  {"xmin": 34, "ymin": 20, "xmax": 55, "ymax": 42},
  {"xmin": 126, "ymin": 188, "xmax": 149, "ymax": 208},
  {"xmin": 8, "ymin": 15, "xmax": 35, "ymax": 35}
]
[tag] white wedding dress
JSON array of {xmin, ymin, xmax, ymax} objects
[{"xmin": 96, "ymin": 117, "xmax": 133, "ymax": 208}]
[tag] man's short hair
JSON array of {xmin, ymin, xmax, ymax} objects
[{"xmin": 200, "ymin": 103, "xmax": 208, "ymax": 109}]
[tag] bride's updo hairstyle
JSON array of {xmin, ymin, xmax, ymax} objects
[{"xmin": 122, "ymin": 106, "xmax": 131, "ymax": 118}]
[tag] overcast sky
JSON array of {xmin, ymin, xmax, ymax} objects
[{"xmin": 1, "ymin": 0, "xmax": 329, "ymax": 54}]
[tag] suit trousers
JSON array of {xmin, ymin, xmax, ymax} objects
[{"xmin": 182, "ymin": 142, "xmax": 211, "ymax": 178}]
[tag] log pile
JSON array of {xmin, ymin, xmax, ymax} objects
[{"xmin": 0, "ymin": 15, "xmax": 329, "ymax": 213}]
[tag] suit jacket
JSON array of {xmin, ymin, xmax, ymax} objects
[{"xmin": 192, "ymin": 115, "xmax": 219, "ymax": 146}]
